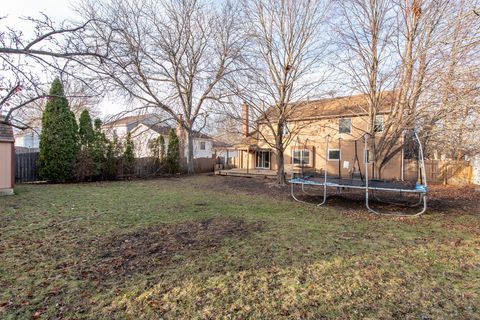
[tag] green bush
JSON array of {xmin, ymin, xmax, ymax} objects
[
  {"xmin": 166, "ymin": 129, "xmax": 180, "ymax": 173},
  {"xmin": 39, "ymin": 79, "xmax": 79, "ymax": 182},
  {"xmin": 78, "ymin": 110, "xmax": 95, "ymax": 148},
  {"xmin": 73, "ymin": 110, "xmax": 97, "ymax": 181},
  {"xmin": 123, "ymin": 132, "xmax": 135, "ymax": 175},
  {"xmin": 149, "ymin": 135, "xmax": 166, "ymax": 163}
]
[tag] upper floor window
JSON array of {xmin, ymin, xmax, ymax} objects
[
  {"xmin": 339, "ymin": 118, "xmax": 352, "ymax": 134},
  {"xmin": 200, "ymin": 141, "xmax": 206, "ymax": 150},
  {"xmin": 282, "ymin": 122, "xmax": 290, "ymax": 136},
  {"xmin": 364, "ymin": 149, "xmax": 370, "ymax": 163},
  {"xmin": 328, "ymin": 149, "xmax": 340, "ymax": 161},
  {"xmin": 292, "ymin": 149, "xmax": 310, "ymax": 166},
  {"xmin": 374, "ymin": 115, "xmax": 383, "ymax": 133}
]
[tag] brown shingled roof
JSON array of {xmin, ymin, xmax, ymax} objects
[
  {"xmin": 134, "ymin": 123, "xmax": 213, "ymax": 140},
  {"xmin": 142, "ymin": 123, "xmax": 171, "ymax": 135},
  {"xmin": 0, "ymin": 121, "xmax": 14, "ymax": 142},
  {"xmin": 104, "ymin": 114, "xmax": 155, "ymax": 126},
  {"xmin": 262, "ymin": 92, "xmax": 394, "ymax": 122}
]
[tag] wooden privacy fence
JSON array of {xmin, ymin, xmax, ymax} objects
[
  {"xmin": 134, "ymin": 157, "xmax": 215, "ymax": 176},
  {"xmin": 194, "ymin": 157, "xmax": 216, "ymax": 173},
  {"xmin": 15, "ymin": 154, "xmax": 223, "ymax": 182},
  {"xmin": 404, "ymin": 159, "xmax": 473, "ymax": 185},
  {"xmin": 15, "ymin": 151, "xmax": 40, "ymax": 182}
]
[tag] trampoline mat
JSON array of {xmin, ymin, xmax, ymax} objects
[{"xmin": 290, "ymin": 176, "xmax": 426, "ymax": 192}]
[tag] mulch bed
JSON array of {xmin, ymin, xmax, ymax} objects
[{"xmin": 210, "ymin": 176, "xmax": 480, "ymax": 215}]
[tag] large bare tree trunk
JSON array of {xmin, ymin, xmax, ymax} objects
[
  {"xmin": 276, "ymin": 150, "xmax": 285, "ymax": 185},
  {"xmin": 236, "ymin": 0, "xmax": 330, "ymax": 185},
  {"xmin": 186, "ymin": 130, "xmax": 195, "ymax": 174},
  {"xmin": 78, "ymin": 0, "xmax": 243, "ymax": 174},
  {"xmin": 275, "ymin": 132, "xmax": 286, "ymax": 184}
]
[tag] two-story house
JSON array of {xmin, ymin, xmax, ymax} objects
[
  {"xmin": 228, "ymin": 93, "xmax": 404, "ymax": 180},
  {"xmin": 103, "ymin": 114, "xmax": 215, "ymax": 159}
]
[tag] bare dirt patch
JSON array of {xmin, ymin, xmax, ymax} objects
[
  {"xmin": 207, "ymin": 176, "xmax": 291, "ymax": 200},
  {"xmin": 80, "ymin": 217, "xmax": 264, "ymax": 281}
]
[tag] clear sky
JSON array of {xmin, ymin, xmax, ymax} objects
[
  {"xmin": 2, "ymin": 0, "xmax": 343, "ymax": 120},
  {"xmin": 2, "ymin": 0, "xmax": 123, "ymax": 118},
  {"xmin": 2, "ymin": 0, "xmax": 79, "ymax": 30}
]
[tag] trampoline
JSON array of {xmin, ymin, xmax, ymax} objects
[{"xmin": 289, "ymin": 131, "xmax": 427, "ymax": 216}]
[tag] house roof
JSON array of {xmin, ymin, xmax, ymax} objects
[
  {"xmin": 262, "ymin": 92, "xmax": 394, "ymax": 122},
  {"xmin": 141, "ymin": 123, "xmax": 172, "ymax": 135},
  {"xmin": 191, "ymin": 131, "xmax": 212, "ymax": 140},
  {"xmin": 212, "ymin": 140, "xmax": 232, "ymax": 149},
  {"xmin": 133, "ymin": 123, "xmax": 213, "ymax": 140},
  {"xmin": 104, "ymin": 114, "xmax": 157, "ymax": 126},
  {"xmin": 0, "ymin": 120, "xmax": 14, "ymax": 142}
]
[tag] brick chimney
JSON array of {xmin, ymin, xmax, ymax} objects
[{"xmin": 242, "ymin": 102, "xmax": 249, "ymax": 137}]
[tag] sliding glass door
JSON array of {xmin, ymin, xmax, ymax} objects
[{"xmin": 255, "ymin": 151, "xmax": 271, "ymax": 169}]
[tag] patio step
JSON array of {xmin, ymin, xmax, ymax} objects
[{"xmin": 215, "ymin": 170, "xmax": 276, "ymax": 179}]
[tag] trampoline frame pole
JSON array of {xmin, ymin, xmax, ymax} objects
[
  {"xmin": 364, "ymin": 134, "xmax": 370, "ymax": 211},
  {"xmin": 317, "ymin": 135, "xmax": 329, "ymax": 206},
  {"xmin": 364, "ymin": 130, "xmax": 427, "ymax": 216}
]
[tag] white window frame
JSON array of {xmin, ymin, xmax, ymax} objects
[
  {"xmin": 364, "ymin": 149, "xmax": 370, "ymax": 164},
  {"xmin": 328, "ymin": 149, "xmax": 341, "ymax": 161},
  {"xmin": 282, "ymin": 122, "xmax": 290, "ymax": 136},
  {"xmin": 374, "ymin": 115, "xmax": 384, "ymax": 133},
  {"xmin": 199, "ymin": 141, "xmax": 206, "ymax": 150},
  {"xmin": 292, "ymin": 149, "xmax": 311, "ymax": 166},
  {"xmin": 255, "ymin": 151, "xmax": 271, "ymax": 169},
  {"xmin": 339, "ymin": 117, "xmax": 352, "ymax": 134}
]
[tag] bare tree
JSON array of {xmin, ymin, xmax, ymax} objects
[
  {"xmin": 334, "ymin": 0, "xmax": 394, "ymax": 136},
  {"xmin": 237, "ymin": 0, "xmax": 331, "ymax": 184},
  {"xmin": 335, "ymin": 0, "xmax": 451, "ymax": 178},
  {"xmin": 78, "ymin": 0, "xmax": 244, "ymax": 173},
  {"xmin": 11, "ymin": 77, "xmax": 102, "ymax": 131},
  {"xmin": 0, "ymin": 14, "xmax": 106, "ymax": 128},
  {"xmin": 420, "ymin": 0, "xmax": 480, "ymax": 160}
]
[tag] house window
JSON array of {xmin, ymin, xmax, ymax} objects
[
  {"xmin": 374, "ymin": 115, "xmax": 383, "ymax": 132},
  {"xmin": 282, "ymin": 122, "xmax": 290, "ymax": 136},
  {"xmin": 328, "ymin": 149, "xmax": 340, "ymax": 161},
  {"xmin": 200, "ymin": 141, "xmax": 206, "ymax": 150},
  {"xmin": 339, "ymin": 118, "xmax": 352, "ymax": 134},
  {"xmin": 256, "ymin": 151, "xmax": 270, "ymax": 169},
  {"xmin": 292, "ymin": 149, "xmax": 310, "ymax": 166},
  {"xmin": 364, "ymin": 149, "xmax": 370, "ymax": 163}
]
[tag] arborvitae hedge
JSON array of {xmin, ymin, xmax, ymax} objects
[
  {"xmin": 166, "ymin": 129, "xmax": 180, "ymax": 173},
  {"xmin": 39, "ymin": 78, "xmax": 79, "ymax": 182},
  {"xmin": 123, "ymin": 132, "xmax": 135, "ymax": 174},
  {"xmin": 78, "ymin": 110, "xmax": 95, "ymax": 148}
]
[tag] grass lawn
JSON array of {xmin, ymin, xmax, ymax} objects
[{"xmin": 0, "ymin": 175, "xmax": 479, "ymax": 319}]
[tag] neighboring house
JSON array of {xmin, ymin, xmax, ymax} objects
[
  {"xmin": 105, "ymin": 115, "xmax": 215, "ymax": 159},
  {"xmin": 103, "ymin": 114, "xmax": 163, "ymax": 140},
  {"xmin": 213, "ymin": 140, "xmax": 239, "ymax": 169},
  {"xmin": 14, "ymin": 127, "xmax": 41, "ymax": 149},
  {"xmin": 0, "ymin": 119, "xmax": 15, "ymax": 196},
  {"xmin": 232, "ymin": 93, "xmax": 405, "ymax": 180}
]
